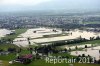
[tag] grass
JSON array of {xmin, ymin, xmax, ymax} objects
[
  {"xmin": 78, "ymin": 40, "xmax": 100, "ymax": 44},
  {"xmin": 9, "ymin": 59, "xmax": 69, "ymax": 66},
  {"xmin": 2, "ymin": 61, "xmax": 10, "ymax": 66},
  {"xmin": 83, "ymin": 21, "xmax": 100, "ymax": 24},
  {"xmin": 0, "ymin": 44, "xmax": 19, "ymax": 51},
  {"xmin": 8, "ymin": 59, "xmax": 100, "ymax": 66},
  {"xmin": 0, "ymin": 53, "xmax": 16, "ymax": 61},
  {"xmin": 74, "ymin": 63, "xmax": 100, "ymax": 66},
  {"xmin": 20, "ymin": 49, "xmax": 30, "ymax": 54},
  {"xmin": 0, "ymin": 49, "xmax": 30, "ymax": 60}
]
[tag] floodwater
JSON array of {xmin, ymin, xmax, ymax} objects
[
  {"xmin": 65, "ymin": 44, "xmax": 92, "ymax": 50},
  {"xmin": 71, "ymin": 46, "xmax": 100, "ymax": 60},
  {"xmin": 13, "ymin": 28, "xmax": 100, "ymax": 47},
  {"xmin": 0, "ymin": 29, "xmax": 12, "ymax": 38}
]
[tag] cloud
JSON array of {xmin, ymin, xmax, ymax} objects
[{"xmin": 0, "ymin": 0, "xmax": 51, "ymax": 6}]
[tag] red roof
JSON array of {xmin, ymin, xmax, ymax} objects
[{"xmin": 22, "ymin": 54, "xmax": 33, "ymax": 59}]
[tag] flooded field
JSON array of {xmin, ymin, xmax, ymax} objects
[
  {"xmin": 71, "ymin": 46, "xmax": 100, "ymax": 60},
  {"xmin": 18, "ymin": 28, "xmax": 62, "ymax": 38},
  {"xmin": 65, "ymin": 44, "xmax": 92, "ymax": 50},
  {"xmin": 13, "ymin": 28, "xmax": 100, "ymax": 47},
  {"xmin": 1, "ymin": 28, "xmax": 100, "ymax": 62},
  {"xmin": 0, "ymin": 29, "xmax": 13, "ymax": 38}
]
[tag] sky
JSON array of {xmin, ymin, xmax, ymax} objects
[
  {"xmin": 0, "ymin": 0, "xmax": 51, "ymax": 6},
  {"xmin": 0, "ymin": 0, "xmax": 100, "ymax": 12}
]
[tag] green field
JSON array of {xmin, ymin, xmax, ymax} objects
[
  {"xmin": 78, "ymin": 40, "xmax": 100, "ymax": 44},
  {"xmin": 83, "ymin": 21, "xmax": 100, "ymax": 24},
  {"xmin": 1, "ymin": 57, "xmax": 100, "ymax": 66},
  {"xmin": 0, "ymin": 44, "xmax": 19, "ymax": 51},
  {"xmin": 9, "ymin": 60, "xmax": 100, "ymax": 66}
]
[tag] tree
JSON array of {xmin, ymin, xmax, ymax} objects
[
  {"xmin": 91, "ymin": 44, "xmax": 93, "ymax": 50},
  {"xmin": 8, "ymin": 48, "xmax": 16, "ymax": 53},
  {"xmin": 85, "ymin": 45, "xmax": 87, "ymax": 51},
  {"xmin": 7, "ymin": 39, "xmax": 13, "ymax": 43},
  {"xmin": 69, "ymin": 48, "xmax": 71, "ymax": 52},
  {"xmin": 75, "ymin": 46, "xmax": 78, "ymax": 54},
  {"xmin": 64, "ymin": 48, "xmax": 67, "ymax": 52},
  {"xmin": 96, "ymin": 36, "xmax": 100, "ymax": 40},
  {"xmin": 27, "ymin": 37, "xmax": 32, "ymax": 54},
  {"xmin": 82, "ymin": 54, "xmax": 85, "ymax": 57}
]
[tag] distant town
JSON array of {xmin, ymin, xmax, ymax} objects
[{"xmin": 0, "ymin": 11, "xmax": 100, "ymax": 29}]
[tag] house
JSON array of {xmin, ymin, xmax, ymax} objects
[
  {"xmin": 22, "ymin": 54, "xmax": 33, "ymax": 60},
  {"xmin": 15, "ymin": 54, "xmax": 33, "ymax": 64}
]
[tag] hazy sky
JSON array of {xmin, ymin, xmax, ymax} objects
[
  {"xmin": 0, "ymin": 0, "xmax": 51, "ymax": 6},
  {"xmin": 0, "ymin": 0, "xmax": 100, "ymax": 12}
]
